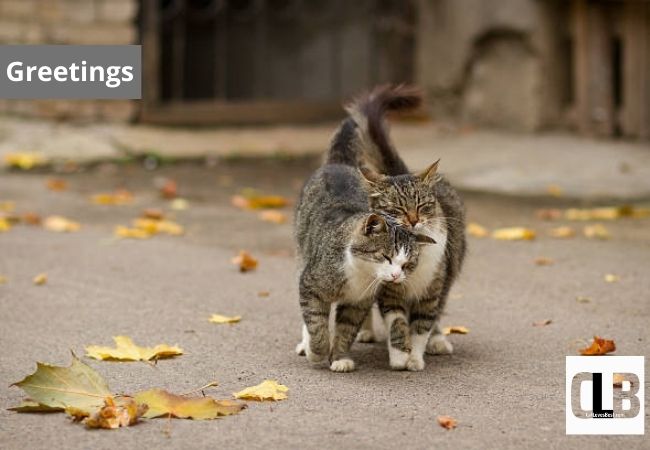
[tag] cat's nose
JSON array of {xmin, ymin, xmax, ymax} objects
[
  {"xmin": 391, "ymin": 271, "xmax": 402, "ymax": 281},
  {"xmin": 406, "ymin": 211, "xmax": 418, "ymax": 227}
]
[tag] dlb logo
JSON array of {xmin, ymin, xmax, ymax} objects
[{"xmin": 566, "ymin": 356, "xmax": 644, "ymax": 434}]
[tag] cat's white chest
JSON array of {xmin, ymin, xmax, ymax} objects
[
  {"xmin": 404, "ymin": 229, "xmax": 448, "ymax": 300},
  {"xmin": 342, "ymin": 251, "xmax": 378, "ymax": 302}
]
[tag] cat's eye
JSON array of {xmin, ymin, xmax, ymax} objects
[
  {"xmin": 419, "ymin": 203, "xmax": 435, "ymax": 214},
  {"xmin": 403, "ymin": 263, "xmax": 415, "ymax": 271},
  {"xmin": 382, "ymin": 254, "xmax": 392, "ymax": 264}
]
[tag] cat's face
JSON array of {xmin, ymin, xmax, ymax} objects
[
  {"xmin": 362, "ymin": 161, "xmax": 441, "ymax": 233},
  {"xmin": 349, "ymin": 214, "xmax": 434, "ymax": 284}
]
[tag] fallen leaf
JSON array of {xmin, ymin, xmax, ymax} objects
[
  {"xmin": 22, "ymin": 212, "xmax": 42, "ymax": 225},
  {"xmin": 85, "ymin": 336, "xmax": 183, "ymax": 362},
  {"xmin": 534, "ymin": 257, "xmax": 554, "ymax": 266},
  {"xmin": 442, "ymin": 326, "xmax": 470, "ymax": 335},
  {"xmin": 142, "ymin": 208, "xmax": 165, "ymax": 220},
  {"xmin": 258, "ymin": 291, "xmax": 270, "ymax": 298},
  {"xmin": 535, "ymin": 208, "xmax": 563, "ymax": 221},
  {"xmin": 580, "ymin": 336, "xmax": 616, "ymax": 356},
  {"xmin": 0, "ymin": 201, "xmax": 15, "ymax": 212},
  {"xmin": 4, "ymin": 152, "xmax": 46, "ymax": 170},
  {"xmin": 114, "ymin": 226, "xmax": 151, "ymax": 240},
  {"xmin": 549, "ymin": 226, "xmax": 575, "ymax": 238},
  {"xmin": 33, "ymin": 273, "xmax": 47, "ymax": 285},
  {"xmin": 11, "ymin": 354, "xmax": 112, "ymax": 413},
  {"xmin": 233, "ymin": 380, "xmax": 288, "ymax": 401},
  {"xmin": 0, "ymin": 217, "xmax": 11, "ymax": 232},
  {"xmin": 43, "ymin": 215, "xmax": 80, "ymax": 232},
  {"xmin": 82, "ymin": 397, "xmax": 147, "ymax": 429},
  {"xmin": 170, "ymin": 198, "xmax": 189, "ymax": 211},
  {"xmin": 604, "ymin": 273, "xmax": 620, "ymax": 283},
  {"xmin": 135, "ymin": 389, "xmax": 245, "ymax": 420},
  {"xmin": 466, "ymin": 222, "xmax": 489, "ymax": 238},
  {"xmin": 0, "ymin": 275, "xmax": 7, "ymax": 285},
  {"xmin": 232, "ymin": 250, "xmax": 258, "ymax": 272},
  {"xmin": 8, "ymin": 399, "xmax": 63, "ymax": 413},
  {"xmin": 232, "ymin": 189, "xmax": 289, "ymax": 210},
  {"xmin": 532, "ymin": 319, "xmax": 552, "ymax": 327},
  {"xmin": 566, "ymin": 206, "xmax": 629, "ymax": 221},
  {"xmin": 576, "ymin": 296, "xmax": 591, "ymax": 304},
  {"xmin": 546, "ymin": 184, "xmax": 564, "ymax": 197},
  {"xmin": 437, "ymin": 415, "xmax": 457, "ymax": 430},
  {"xmin": 133, "ymin": 218, "xmax": 184, "ymax": 236},
  {"xmin": 209, "ymin": 314, "xmax": 242, "ymax": 324},
  {"xmin": 259, "ymin": 210, "xmax": 288, "ymax": 224},
  {"xmin": 583, "ymin": 224, "xmax": 610, "ymax": 240},
  {"xmin": 91, "ymin": 189, "xmax": 134, "ymax": 205},
  {"xmin": 46, "ymin": 178, "xmax": 68, "ymax": 191},
  {"xmin": 160, "ymin": 179, "xmax": 177, "ymax": 199},
  {"xmin": 492, "ymin": 227, "xmax": 536, "ymax": 241}
]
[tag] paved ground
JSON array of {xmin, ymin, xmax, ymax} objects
[
  {"xmin": 2, "ymin": 116, "xmax": 650, "ymax": 200},
  {"xmin": 1, "ymin": 159, "xmax": 649, "ymax": 449}
]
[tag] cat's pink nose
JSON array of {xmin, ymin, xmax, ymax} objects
[{"xmin": 391, "ymin": 271, "xmax": 401, "ymax": 280}]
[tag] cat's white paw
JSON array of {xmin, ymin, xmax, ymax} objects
[
  {"xmin": 388, "ymin": 348, "xmax": 410, "ymax": 370},
  {"xmin": 330, "ymin": 358, "xmax": 355, "ymax": 372},
  {"xmin": 406, "ymin": 354, "xmax": 425, "ymax": 371},
  {"xmin": 356, "ymin": 329, "xmax": 375, "ymax": 343},
  {"xmin": 426, "ymin": 333, "xmax": 453, "ymax": 355},
  {"xmin": 295, "ymin": 341, "xmax": 306, "ymax": 356}
]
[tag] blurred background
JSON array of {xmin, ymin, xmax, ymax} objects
[{"xmin": 0, "ymin": 0, "xmax": 648, "ymax": 139}]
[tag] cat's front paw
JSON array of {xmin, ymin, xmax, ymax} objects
[
  {"xmin": 329, "ymin": 358, "xmax": 355, "ymax": 372},
  {"xmin": 356, "ymin": 329, "xmax": 375, "ymax": 343},
  {"xmin": 426, "ymin": 333, "xmax": 453, "ymax": 355},
  {"xmin": 388, "ymin": 349, "xmax": 410, "ymax": 370},
  {"xmin": 406, "ymin": 354, "xmax": 425, "ymax": 371}
]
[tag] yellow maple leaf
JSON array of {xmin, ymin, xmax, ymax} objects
[
  {"xmin": 583, "ymin": 224, "xmax": 610, "ymax": 240},
  {"xmin": 466, "ymin": 222, "xmax": 488, "ymax": 238},
  {"xmin": 135, "ymin": 389, "xmax": 245, "ymax": 420},
  {"xmin": 33, "ymin": 273, "xmax": 47, "ymax": 286},
  {"xmin": 231, "ymin": 189, "xmax": 289, "ymax": 210},
  {"xmin": 132, "ymin": 218, "xmax": 184, "ymax": 236},
  {"xmin": 442, "ymin": 326, "xmax": 470, "ymax": 335},
  {"xmin": 0, "ymin": 217, "xmax": 11, "ymax": 232},
  {"xmin": 4, "ymin": 152, "xmax": 46, "ymax": 170},
  {"xmin": 492, "ymin": 227, "xmax": 536, "ymax": 241},
  {"xmin": 85, "ymin": 336, "xmax": 183, "ymax": 362},
  {"xmin": 209, "ymin": 314, "xmax": 242, "ymax": 324},
  {"xmin": 114, "ymin": 225, "xmax": 151, "ymax": 240},
  {"xmin": 43, "ymin": 215, "xmax": 80, "ymax": 232},
  {"xmin": 233, "ymin": 380, "xmax": 288, "ymax": 401}
]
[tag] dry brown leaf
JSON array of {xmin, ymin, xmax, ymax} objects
[
  {"xmin": 532, "ymin": 319, "xmax": 552, "ymax": 327},
  {"xmin": 583, "ymin": 224, "xmax": 610, "ymax": 240},
  {"xmin": 535, "ymin": 208, "xmax": 563, "ymax": 221},
  {"xmin": 492, "ymin": 227, "xmax": 536, "ymax": 241},
  {"xmin": 46, "ymin": 178, "xmax": 68, "ymax": 192},
  {"xmin": 232, "ymin": 250, "xmax": 258, "ymax": 272},
  {"xmin": 604, "ymin": 273, "xmax": 620, "ymax": 283},
  {"xmin": 549, "ymin": 226, "xmax": 575, "ymax": 238},
  {"xmin": 580, "ymin": 336, "xmax": 616, "ymax": 356},
  {"xmin": 442, "ymin": 326, "xmax": 469, "ymax": 335},
  {"xmin": 466, "ymin": 222, "xmax": 489, "ymax": 238},
  {"xmin": 437, "ymin": 415, "xmax": 457, "ymax": 430},
  {"xmin": 22, "ymin": 212, "xmax": 42, "ymax": 225},
  {"xmin": 91, "ymin": 189, "xmax": 134, "ymax": 205},
  {"xmin": 257, "ymin": 291, "xmax": 270, "ymax": 298},
  {"xmin": 85, "ymin": 336, "xmax": 183, "ymax": 362},
  {"xmin": 233, "ymin": 380, "xmax": 288, "ymax": 401},
  {"xmin": 135, "ymin": 389, "xmax": 245, "ymax": 420},
  {"xmin": 43, "ymin": 215, "xmax": 80, "ymax": 232},
  {"xmin": 209, "ymin": 314, "xmax": 241, "ymax": 324},
  {"xmin": 33, "ymin": 273, "xmax": 47, "ymax": 286},
  {"xmin": 160, "ymin": 179, "xmax": 178, "ymax": 199},
  {"xmin": 534, "ymin": 257, "xmax": 554, "ymax": 266},
  {"xmin": 142, "ymin": 208, "xmax": 165, "ymax": 221},
  {"xmin": 259, "ymin": 210, "xmax": 288, "ymax": 224},
  {"xmin": 81, "ymin": 397, "xmax": 147, "ymax": 429}
]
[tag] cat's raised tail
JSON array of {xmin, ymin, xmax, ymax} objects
[{"xmin": 327, "ymin": 84, "xmax": 423, "ymax": 175}]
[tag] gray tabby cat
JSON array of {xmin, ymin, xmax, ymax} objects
[
  {"xmin": 343, "ymin": 85, "xmax": 467, "ymax": 370},
  {"xmin": 294, "ymin": 117, "xmax": 435, "ymax": 372}
]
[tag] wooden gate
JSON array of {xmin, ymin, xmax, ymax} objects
[{"xmin": 141, "ymin": 0, "xmax": 416, "ymax": 125}]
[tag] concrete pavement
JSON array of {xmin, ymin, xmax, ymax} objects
[{"xmin": 1, "ymin": 161, "xmax": 649, "ymax": 449}]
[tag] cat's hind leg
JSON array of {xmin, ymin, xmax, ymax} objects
[
  {"xmin": 330, "ymin": 301, "xmax": 372, "ymax": 372},
  {"xmin": 355, "ymin": 308, "xmax": 376, "ymax": 343},
  {"xmin": 299, "ymin": 284, "xmax": 330, "ymax": 364}
]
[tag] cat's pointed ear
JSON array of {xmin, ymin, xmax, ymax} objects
[
  {"xmin": 415, "ymin": 234, "xmax": 437, "ymax": 245},
  {"xmin": 364, "ymin": 213, "xmax": 386, "ymax": 236},
  {"xmin": 359, "ymin": 167, "xmax": 386, "ymax": 186},
  {"xmin": 417, "ymin": 159, "xmax": 440, "ymax": 183}
]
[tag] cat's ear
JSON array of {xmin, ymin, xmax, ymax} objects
[
  {"xmin": 359, "ymin": 167, "xmax": 386, "ymax": 186},
  {"xmin": 415, "ymin": 234, "xmax": 437, "ymax": 245},
  {"xmin": 364, "ymin": 213, "xmax": 386, "ymax": 235},
  {"xmin": 417, "ymin": 159, "xmax": 440, "ymax": 183}
]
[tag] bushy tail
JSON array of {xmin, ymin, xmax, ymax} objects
[{"xmin": 326, "ymin": 84, "xmax": 422, "ymax": 175}]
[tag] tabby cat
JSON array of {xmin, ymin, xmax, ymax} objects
[{"xmin": 294, "ymin": 119, "xmax": 435, "ymax": 372}]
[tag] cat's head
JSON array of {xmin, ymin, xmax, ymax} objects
[
  {"xmin": 349, "ymin": 213, "xmax": 435, "ymax": 284},
  {"xmin": 360, "ymin": 160, "xmax": 442, "ymax": 233}
]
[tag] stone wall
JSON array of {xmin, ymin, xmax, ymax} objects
[{"xmin": 0, "ymin": 0, "xmax": 138, "ymax": 122}]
